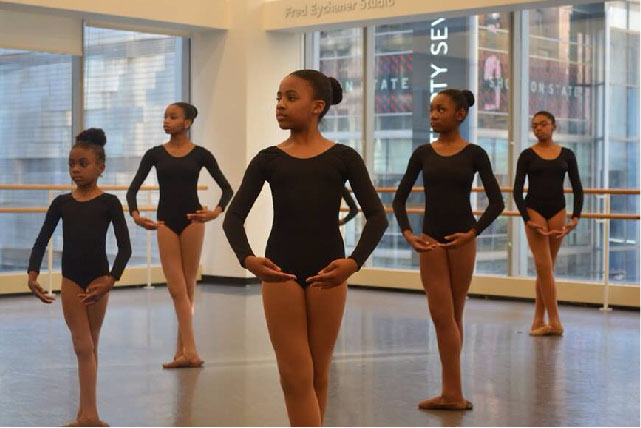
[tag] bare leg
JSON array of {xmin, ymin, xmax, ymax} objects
[{"xmin": 262, "ymin": 281, "xmax": 321, "ymax": 427}]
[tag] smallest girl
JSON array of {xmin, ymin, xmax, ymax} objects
[{"xmin": 27, "ymin": 128, "xmax": 132, "ymax": 427}]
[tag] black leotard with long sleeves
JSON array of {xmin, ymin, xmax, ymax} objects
[
  {"xmin": 126, "ymin": 145, "xmax": 233, "ymax": 235},
  {"xmin": 513, "ymin": 147, "xmax": 583, "ymax": 221},
  {"xmin": 392, "ymin": 143, "xmax": 504, "ymax": 243},
  {"xmin": 341, "ymin": 187, "xmax": 359, "ymax": 224},
  {"xmin": 223, "ymin": 144, "xmax": 388, "ymax": 287},
  {"xmin": 28, "ymin": 193, "xmax": 132, "ymax": 289}
]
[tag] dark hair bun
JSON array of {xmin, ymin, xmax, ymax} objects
[
  {"xmin": 461, "ymin": 90, "xmax": 475, "ymax": 108},
  {"xmin": 328, "ymin": 77, "xmax": 343, "ymax": 105},
  {"xmin": 173, "ymin": 102, "xmax": 198, "ymax": 122},
  {"xmin": 76, "ymin": 128, "xmax": 106, "ymax": 146}
]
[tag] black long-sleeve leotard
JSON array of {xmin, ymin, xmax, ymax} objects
[
  {"xmin": 223, "ymin": 144, "xmax": 388, "ymax": 287},
  {"xmin": 127, "ymin": 145, "xmax": 233, "ymax": 235},
  {"xmin": 513, "ymin": 147, "xmax": 583, "ymax": 221},
  {"xmin": 28, "ymin": 193, "xmax": 132, "ymax": 289},
  {"xmin": 341, "ymin": 187, "xmax": 359, "ymax": 224},
  {"xmin": 392, "ymin": 143, "xmax": 504, "ymax": 243}
]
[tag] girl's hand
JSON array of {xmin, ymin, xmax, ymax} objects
[
  {"xmin": 555, "ymin": 217, "xmax": 579, "ymax": 238},
  {"xmin": 27, "ymin": 272, "xmax": 54, "ymax": 304},
  {"xmin": 245, "ymin": 256, "xmax": 297, "ymax": 283},
  {"xmin": 441, "ymin": 229, "xmax": 477, "ymax": 248},
  {"xmin": 132, "ymin": 211, "xmax": 164, "ymax": 230},
  {"xmin": 79, "ymin": 276, "xmax": 115, "ymax": 305},
  {"xmin": 307, "ymin": 258, "xmax": 358, "ymax": 289},
  {"xmin": 526, "ymin": 220, "xmax": 549, "ymax": 236},
  {"xmin": 403, "ymin": 231, "xmax": 437, "ymax": 252},
  {"xmin": 187, "ymin": 206, "xmax": 222, "ymax": 223}
]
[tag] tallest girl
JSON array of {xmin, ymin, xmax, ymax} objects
[
  {"xmin": 127, "ymin": 102, "xmax": 233, "ymax": 368},
  {"xmin": 224, "ymin": 70, "xmax": 388, "ymax": 426}
]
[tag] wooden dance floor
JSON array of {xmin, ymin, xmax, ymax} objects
[{"xmin": 0, "ymin": 282, "xmax": 638, "ymax": 426}]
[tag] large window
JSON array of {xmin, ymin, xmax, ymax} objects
[
  {"xmin": 0, "ymin": 49, "xmax": 72, "ymax": 272},
  {"xmin": 306, "ymin": 1, "xmax": 640, "ymax": 285},
  {"xmin": 84, "ymin": 27, "xmax": 187, "ymax": 267},
  {"xmin": 0, "ymin": 27, "xmax": 188, "ymax": 273}
]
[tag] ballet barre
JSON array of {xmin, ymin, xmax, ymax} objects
[
  {"xmin": 342, "ymin": 186, "xmax": 640, "ymax": 311},
  {"xmin": 0, "ymin": 184, "xmax": 208, "ymax": 294}
]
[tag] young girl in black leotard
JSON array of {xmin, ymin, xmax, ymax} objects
[
  {"xmin": 223, "ymin": 70, "xmax": 387, "ymax": 426},
  {"xmin": 393, "ymin": 89, "xmax": 504, "ymax": 411},
  {"xmin": 28, "ymin": 128, "xmax": 131, "ymax": 427},
  {"xmin": 127, "ymin": 102, "xmax": 233, "ymax": 368},
  {"xmin": 513, "ymin": 111, "xmax": 583, "ymax": 336}
]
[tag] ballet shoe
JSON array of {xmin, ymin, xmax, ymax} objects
[
  {"xmin": 529, "ymin": 325, "xmax": 552, "ymax": 336},
  {"xmin": 162, "ymin": 356, "xmax": 204, "ymax": 369},
  {"xmin": 418, "ymin": 397, "xmax": 473, "ymax": 410}
]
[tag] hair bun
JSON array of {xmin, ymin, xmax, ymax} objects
[
  {"xmin": 191, "ymin": 104, "xmax": 198, "ymax": 119},
  {"xmin": 76, "ymin": 128, "xmax": 106, "ymax": 146},
  {"xmin": 328, "ymin": 77, "xmax": 343, "ymax": 105},
  {"xmin": 461, "ymin": 90, "xmax": 475, "ymax": 108}
]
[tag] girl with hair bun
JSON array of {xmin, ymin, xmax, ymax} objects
[
  {"xmin": 223, "ymin": 70, "xmax": 388, "ymax": 426},
  {"xmin": 127, "ymin": 102, "xmax": 233, "ymax": 369},
  {"xmin": 393, "ymin": 89, "xmax": 504, "ymax": 410},
  {"xmin": 27, "ymin": 128, "xmax": 132, "ymax": 427}
]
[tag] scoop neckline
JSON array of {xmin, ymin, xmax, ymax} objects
[
  {"xmin": 274, "ymin": 143, "xmax": 339, "ymax": 160},
  {"xmin": 429, "ymin": 143, "xmax": 472, "ymax": 158},
  {"xmin": 530, "ymin": 146, "xmax": 563, "ymax": 161},
  {"xmin": 161, "ymin": 144, "xmax": 197, "ymax": 158},
  {"xmin": 70, "ymin": 192, "xmax": 106, "ymax": 203}
]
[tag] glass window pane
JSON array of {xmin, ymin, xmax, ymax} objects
[
  {"xmin": 368, "ymin": 14, "xmax": 510, "ymax": 273},
  {"xmin": 0, "ymin": 49, "xmax": 72, "ymax": 272},
  {"xmin": 84, "ymin": 26, "xmax": 187, "ymax": 267}
]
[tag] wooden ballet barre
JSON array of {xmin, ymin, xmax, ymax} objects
[
  {"xmin": 370, "ymin": 187, "xmax": 640, "ymax": 195},
  {"xmin": 0, "ymin": 184, "xmax": 207, "ymax": 191},
  {"xmin": 0, "ymin": 206, "xmax": 159, "ymax": 214},
  {"xmin": 338, "ymin": 207, "xmax": 640, "ymax": 220}
]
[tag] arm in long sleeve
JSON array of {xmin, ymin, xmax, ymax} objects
[
  {"xmin": 109, "ymin": 196, "xmax": 132, "ymax": 280},
  {"xmin": 392, "ymin": 149, "xmax": 423, "ymax": 233},
  {"xmin": 473, "ymin": 148, "xmax": 505, "ymax": 235},
  {"xmin": 567, "ymin": 149, "xmax": 583, "ymax": 219},
  {"xmin": 340, "ymin": 187, "xmax": 359, "ymax": 224},
  {"xmin": 345, "ymin": 150, "xmax": 388, "ymax": 269},
  {"xmin": 512, "ymin": 151, "xmax": 530, "ymax": 222},
  {"xmin": 203, "ymin": 149, "xmax": 234, "ymax": 211},
  {"xmin": 126, "ymin": 150, "xmax": 154, "ymax": 215},
  {"xmin": 222, "ymin": 155, "xmax": 266, "ymax": 267},
  {"xmin": 28, "ymin": 197, "xmax": 62, "ymax": 274}
]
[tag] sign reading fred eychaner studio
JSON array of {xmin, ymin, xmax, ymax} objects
[{"xmin": 284, "ymin": 0, "xmax": 396, "ymax": 20}]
